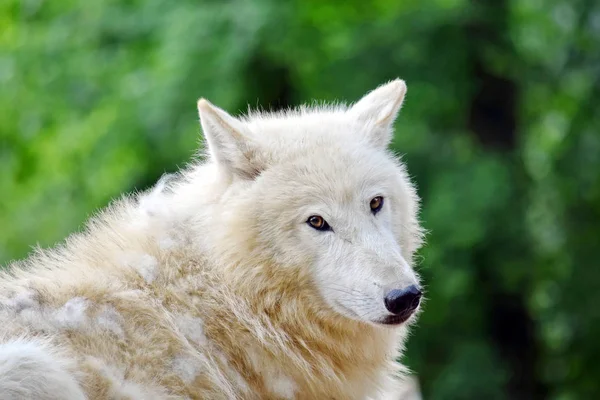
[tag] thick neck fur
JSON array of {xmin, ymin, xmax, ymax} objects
[
  {"xmin": 202, "ymin": 239, "xmax": 406, "ymax": 399},
  {"xmin": 200, "ymin": 283, "xmax": 406, "ymax": 399}
]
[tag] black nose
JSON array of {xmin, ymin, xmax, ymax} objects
[{"xmin": 384, "ymin": 285, "xmax": 422, "ymax": 315}]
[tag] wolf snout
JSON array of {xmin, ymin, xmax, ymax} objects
[{"xmin": 384, "ymin": 285, "xmax": 422, "ymax": 315}]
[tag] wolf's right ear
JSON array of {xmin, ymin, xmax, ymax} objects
[{"xmin": 197, "ymin": 99, "xmax": 261, "ymax": 179}]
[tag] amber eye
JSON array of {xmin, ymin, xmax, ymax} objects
[
  {"xmin": 370, "ymin": 196, "xmax": 384, "ymax": 214},
  {"xmin": 307, "ymin": 215, "xmax": 331, "ymax": 231}
]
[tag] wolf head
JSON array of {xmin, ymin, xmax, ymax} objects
[{"xmin": 195, "ymin": 79, "xmax": 424, "ymax": 328}]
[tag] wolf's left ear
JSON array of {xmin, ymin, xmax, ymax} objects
[
  {"xmin": 348, "ymin": 79, "xmax": 407, "ymax": 148},
  {"xmin": 197, "ymin": 99, "xmax": 262, "ymax": 179}
]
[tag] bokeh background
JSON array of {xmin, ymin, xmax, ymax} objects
[{"xmin": 2, "ymin": 0, "xmax": 600, "ymax": 398}]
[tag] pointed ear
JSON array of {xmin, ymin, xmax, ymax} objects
[
  {"xmin": 348, "ymin": 79, "xmax": 407, "ymax": 148},
  {"xmin": 197, "ymin": 99, "xmax": 262, "ymax": 179}
]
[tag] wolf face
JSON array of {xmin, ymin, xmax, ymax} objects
[{"xmin": 197, "ymin": 79, "xmax": 424, "ymax": 328}]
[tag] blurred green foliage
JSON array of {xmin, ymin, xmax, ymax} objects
[{"xmin": 1, "ymin": 0, "xmax": 599, "ymax": 398}]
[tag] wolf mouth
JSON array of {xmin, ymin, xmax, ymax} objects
[{"xmin": 378, "ymin": 312, "xmax": 415, "ymax": 326}]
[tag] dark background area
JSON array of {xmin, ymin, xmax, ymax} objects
[{"xmin": 2, "ymin": 0, "xmax": 600, "ymax": 398}]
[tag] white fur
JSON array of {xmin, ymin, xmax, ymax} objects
[
  {"xmin": 54, "ymin": 297, "xmax": 90, "ymax": 330},
  {"xmin": 0, "ymin": 79, "xmax": 424, "ymax": 399},
  {"xmin": 171, "ymin": 353, "xmax": 204, "ymax": 384},
  {"xmin": 95, "ymin": 305, "xmax": 125, "ymax": 338},
  {"xmin": 175, "ymin": 314, "xmax": 208, "ymax": 346},
  {"xmin": 0, "ymin": 338, "xmax": 86, "ymax": 400},
  {"xmin": 5, "ymin": 290, "xmax": 38, "ymax": 312},
  {"xmin": 266, "ymin": 373, "xmax": 298, "ymax": 399},
  {"xmin": 120, "ymin": 252, "xmax": 159, "ymax": 284}
]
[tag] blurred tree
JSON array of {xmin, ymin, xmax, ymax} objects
[{"xmin": 1, "ymin": 0, "xmax": 599, "ymax": 398}]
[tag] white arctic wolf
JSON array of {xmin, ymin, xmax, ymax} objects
[{"xmin": 0, "ymin": 79, "xmax": 425, "ymax": 399}]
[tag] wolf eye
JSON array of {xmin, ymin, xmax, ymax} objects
[
  {"xmin": 307, "ymin": 215, "xmax": 330, "ymax": 231},
  {"xmin": 370, "ymin": 196, "xmax": 384, "ymax": 214}
]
